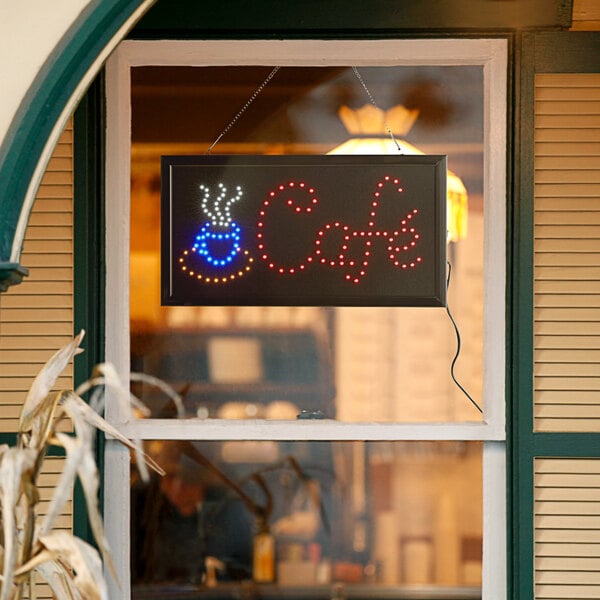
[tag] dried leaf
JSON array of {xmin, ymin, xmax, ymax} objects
[
  {"xmin": 75, "ymin": 364, "xmax": 181, "ymax": 479},
  {"xmin": 43, "ymin": 393, "xmax": 158, "ymax": 582},
  {"xmin": 0, "ymin": 447, "xmax": 36, "ymax": 600},
  {"xmin": 28, "ymin": 571, "xmax": 36, "ymax": 600},
  {"xmin": 76, "ymin": 375, "xmax": 149, "ymax": 418},
  {"xmin": 73, "ymin": 445, "xmax": 116, "ymax": 581},
  {"xmin": 82, "ymin": 363, "xmax": 151, "ymax": 482},
  {"xmin": 19, "ymin": 331, "xmax": 85, "ymax": 434},
  {"xmin": 60, "ymin": 391, "xmax": 164, "ymax": 478},
  {"xmin": 38, "ymin": 427, "xmax": 89, "ymax": 538},
  {"xmin": 130, "ymin": 372, "xmax": 184, "ymax": 418},
  {"xmin": 46, "ymin": 418, "xmax": 116, "ymax": 577},
  {"xmin": 37, "ymin": 532, "xmax": 107, "ymax": 600},
  {"xmin": 34, "ymin": 559, "xmax": 82, "ymax": 600},
  {"xmin": 27, "ymin": 391, "xmax": 65, "ymax": 452},
  {"xmin": 75, "ymin": 363, "xmax": 150, "ymax": 482}
]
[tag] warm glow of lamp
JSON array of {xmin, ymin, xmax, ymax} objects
[{"xmin": 328, "ymin": 104, "xmax": 468, "ymax": 242}]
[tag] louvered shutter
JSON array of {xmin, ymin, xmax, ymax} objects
[
  {"xmin": 535, "ymin": 459, "xmax": 600, "ymax": 598},
  {"xmin": 534, "ymin": 73, "xmax": 600, "ymax": 432},
  {"xmin": 0, "ymin": 122, "xmax": 74, "ymax": 600},
  {"xmin": 519, "ymin": 31, "xmax": 600, "ymax": 600}
]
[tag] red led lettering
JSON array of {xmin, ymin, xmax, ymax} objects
[{"xmin": 255, "ymin": 176, "xmax": 423, "ymax": 283}]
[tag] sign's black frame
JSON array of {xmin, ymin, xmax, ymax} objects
[{"xmin": 161, "ymin": 155, "xmax": 447, "ymax": 307}]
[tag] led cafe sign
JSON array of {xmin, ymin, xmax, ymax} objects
[{"xmin": 161, "ymin": 155, "xmax": 447, "ymax": 306}]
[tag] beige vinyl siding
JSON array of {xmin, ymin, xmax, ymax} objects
[
  {"xmin": 0, "ymin": 124, "xmax": 74, "ymax": 599},
  {"xmin": 572, "ymin": 0, "xmax": 600, "ymax": 31},
  {"xmin": 535, "ymin": 458, "xmax": 600, "ymax": 599},
  {"xmin": 0, "ymin": 123, "xmax": 74, "ymax": 431},
  {"xmin": 534, "ymin": 73, "xmax": 600, "ymax": 432}
]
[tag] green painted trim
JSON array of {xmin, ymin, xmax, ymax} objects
[
  {"xmin": 512, "ymin": 31, "xmax": 537, "ymax": 600},
  {"xmin": 503, "ymin": 32, "xmax": 517, "ymax": 600},
  {"xmin": 532, "ymin": 31, "xmax": 600, "ymax": 72},
  {"xmin": 533, "ymin": 433, "xmax": 600, "ymax": 456},
  {"xmin": 73, "ymin": 74, "xmax": 107, "ymax": 541},
  {"xmin": 511, "ymin": 30, "xmax": 552, "ymax": 600},
  {"xmin": 517, "ymin": 33, "xmax": 536, "ymax": 435},
  {"xmin": 42, "ymin": 445, "xmax": 67, "ymax": 458},
  {"xmin": 0, "ymin": 263, "xmax": 28, "ymax": 292},
  {"xmin": 0, "ymin": 433, "xmax": 17, "ymax": 446},
  {"xmin": 514, "ymin": 30, "xmax": 600, "ymax": 600},
  {"xmin": 0, "ymin": 432, "xmax": 66, "ymax": 457},
  {"xmin": 0, "ymin": 0, "xmax": 149, "ymax": 266},
  {"xmin": 131, "ymin": 0, "xmax": 572, "ymax": 37},
  {"xmin": 73, "ymin": 77, "xmax": 106, "ymax": 381}
]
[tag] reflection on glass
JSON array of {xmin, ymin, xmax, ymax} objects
[
  {"xmin": 130, "ymin": 304, "xmax": 482, "ymax": 421},
  {"xmin": 130, "ymin": 317, "xmax": 336, "ymax": 419},
  {"xmin": 129, "ymin": 65, "xmax": 484, "ymax": 423},
  {"xmin": 131, "ymin": 441, "xmax": 482, "ymax": 595}
]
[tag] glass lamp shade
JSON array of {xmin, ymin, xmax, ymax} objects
[
  {"xmin": 328, "ymin": 104, "xmax": 469, "ymax": 243},
  {"xmin": 327, "ymin": 137, "xmax": 468, "ymax": 243}
]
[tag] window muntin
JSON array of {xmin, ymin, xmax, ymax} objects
[{"xmin": 104, "ymin": 39, "xmax": 507, "ymax": 600}]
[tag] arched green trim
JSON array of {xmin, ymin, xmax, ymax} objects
[
  {"xmin": 0, "ymin": 0, "xmax": 154, "ymax": 289},
  {"xmin": 0, "ymin": 0, "xmax": 573, "ymax": 292}
]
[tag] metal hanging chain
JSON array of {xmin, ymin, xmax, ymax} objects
[
  {"xmin": 206, "ymin": 66, "xmax": 281, "ymax": 154},
  {"xmin": 351, "ymin": 66, "xmax": 402, "ymax": 152}
]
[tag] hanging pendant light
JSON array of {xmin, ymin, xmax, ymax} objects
[{"xmin": 328, "ymin": 104, "xmax": 468, "ymax": 242}]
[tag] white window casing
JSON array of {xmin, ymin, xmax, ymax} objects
[{"xmin": 105, "ymin": 38, "xmax": 507, "ymax": 600}]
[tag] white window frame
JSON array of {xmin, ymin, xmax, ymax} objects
[{"xmin": 104, "ymin": 38, "xmax": 507, "ymax": 600}]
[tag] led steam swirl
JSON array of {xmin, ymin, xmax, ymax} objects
[{"xmin": 200, "ymin": 182, "xmax": 242, "ymax": 227}]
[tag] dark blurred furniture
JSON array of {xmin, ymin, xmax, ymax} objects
[{"xmin": 131, "ymin": 328, "xmax": 336, "ymax": 418}]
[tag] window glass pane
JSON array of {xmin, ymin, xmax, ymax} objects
[
  {"xmin": 130, "ymin": 66, "xmax": 484, "ymax": 422},
  {"xmin": 131, "ymin": 441, "xmax": 482, "ymax": 596}
]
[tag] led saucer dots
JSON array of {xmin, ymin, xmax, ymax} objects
[{"xmin": 178, "ymin": 182, "xmax": 254, "ymax": 284}]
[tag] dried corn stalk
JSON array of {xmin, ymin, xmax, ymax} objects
[{"xmin": 0, "ymin": 331, "xmax": 174, "ymax": 600}]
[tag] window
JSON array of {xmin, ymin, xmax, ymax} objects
[{"xmin": 105, "ymin": 39, "xmax": 507, "ymax": 599}]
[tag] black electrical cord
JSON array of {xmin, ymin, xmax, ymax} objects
[{"xmin": 446, "ymin": 260, "xmax": 483, "ymax": 415}]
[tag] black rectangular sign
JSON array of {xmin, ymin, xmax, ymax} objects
[{"xmin": 161, "ymin": 155, "xmax": 447, "ymax": 306}]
